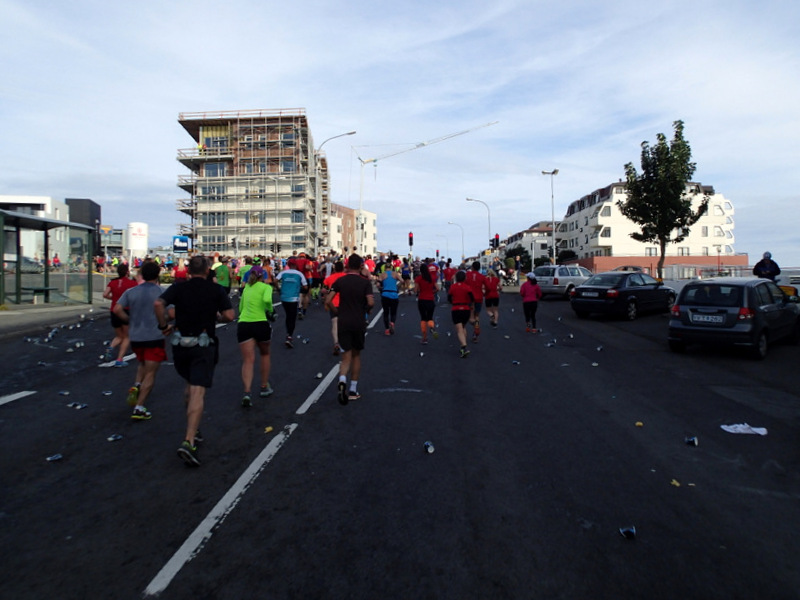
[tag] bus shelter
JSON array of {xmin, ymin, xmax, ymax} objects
[{"xmin": 1, "ymin": 209, "xmax": 94, "ymax": 305}]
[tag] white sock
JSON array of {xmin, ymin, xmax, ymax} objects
[
  {"xmin": 339, "ymin": 375, "xmax": 347, "ymax": 384},
  {"xmin": 349, "ymin": 381, "xmax": 358, "ymax": 393}
]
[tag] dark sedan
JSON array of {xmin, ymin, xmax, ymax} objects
[{"xmin": 570, "ymin": 271, "xmax": 676, "ymax": 320}]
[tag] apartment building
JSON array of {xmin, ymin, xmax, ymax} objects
[
  {"xmin": 560, "ymin": 182, "xmax": 738, "ymax": 257},
  {"xmin": 176, "ymin": 109, "xmax": 329, "ymax": 256}
]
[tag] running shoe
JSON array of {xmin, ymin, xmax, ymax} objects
[
  {"xmin": 337, "ymin": 381, "xmax": 348, "ymax": 405},
  {"xmin": 126, "ymin": 385, "xmax": 140, "ymax": 407},
  {"xmin": 177, "ymin": 440, "xmax": 200, "ymax": 466},
  {"xmin": 389, "ymin": 322, "xmax": 395, "ymax": 335},
  {"xmin": 194, "ymin": 430, "xmax": 204, "ymax": 444},
  {"xmin": 260, "ymin": 385, "xmax": 274, "ymax": 398},
  {"xmin": 285, "ymin": 336, "xmax": 294, "ymax": 349},
  {"xmin": 114, "ymin": 360, "xmax": 128, "ymax": 368},
  {"xmin": 104, "ymin": 348, "xmax": 115, "ymax": 361},
  {"xmin": 333, "ymin": 344, "xmax": 341, "ymax": 356},
  {"xmin": 241, "ymin": 393, "xmax": 252, "ymax": 408},
  {"xmin": 460, "ymin": 347, "xmax": 470, "ymax": 358},
  {"xmin": 472, "ymin": 335, "xmax": 479, "ymax": 343},
  {"xmin": 384, "ymin": 329, "xmax": 391, "ymax": 336},
  {"xmin": 131, "ymin": 406, "xmax": 152, "ymax": 420},
  {"xmin": 431, "ymin": 329, "xmax": 439, "ymax": 340},
  {"xmin": 421, "ymin": 337, "xmax": 428, "ymax": 345},
  {"xmin": 298, "ymin": 312, "xmax": 304, "ymax": 320},
  {"xmin": 526, "ymin": 326, "xmax": 532, "ymax": 333},
  {"xmin": 348, "ymin": 391, "xmax": 362, "ymax": 401}
]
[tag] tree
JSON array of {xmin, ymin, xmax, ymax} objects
[
  {"xmin": 503, "ymin": 245, "xmax": 532, "ymax": 272},
  {"xmin": 617, "ymin": 120, "xmax": 709, "ymax": 280}
]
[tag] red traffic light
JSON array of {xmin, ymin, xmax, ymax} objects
[{"xmin": 408, "ymin": 232, "xmax": 414, "ymax": 247}]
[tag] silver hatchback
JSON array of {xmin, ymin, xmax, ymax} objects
[
  {"xmin": 668, "ymin": 278, "xmax": 800, "ymax": 359},
  {"xmin": 533, "ymin": 265, "xmax": 593, "ymax": 298}
]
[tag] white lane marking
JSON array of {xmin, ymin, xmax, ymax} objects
[
  {"xmin": 368, "ymin": 309, "xmax": 383, "ymax": 330},
  {"xmin": 296, "ymin": 365, "xmax": 340, "ymax": 415},
  {"xmin": 143, "ymin": 424, "xmax": 298, "ymax": 597},
  {"xmin": 0, "ymin": 391, "xmax": 36, "ymax": 407}
]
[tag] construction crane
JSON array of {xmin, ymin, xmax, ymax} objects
[{"xmin": 353, "ymin": 120, "xmax": 499, "ymax": 253}]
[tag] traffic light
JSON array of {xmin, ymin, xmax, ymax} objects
[
  {"xmin": 436, "ymin": 249, "xmax": 439, "ymax": 258},
  {"xmin": 494, "ymin": 233, "xmax": 500, "ymax": 249},
  {"xmin": 408, "ymin": 232, "xmax": 414, "ymax": 247}
]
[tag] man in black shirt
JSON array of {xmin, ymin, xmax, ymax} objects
[
  {"xmin": 155, "ymin": 255, "xmax": 234, "ymax": 466},
  {"xmin": 326, "ymin": 254, "xmax": 374, "ymax": 405}
]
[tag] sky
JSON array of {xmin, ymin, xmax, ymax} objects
[{"xmin": 2, "ymin": 0, "xmax": 799, "ymax": 265}]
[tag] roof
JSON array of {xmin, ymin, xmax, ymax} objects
[{"xmin": 0, "ymin": 209, "xmax": 93, "ymax": 231}]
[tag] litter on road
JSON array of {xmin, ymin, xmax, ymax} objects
[{"xmin": 720, "ymin": 423, "xmax": 768, "ymax": 435}]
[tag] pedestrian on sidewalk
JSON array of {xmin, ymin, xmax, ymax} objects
[
  {"xmin": 103, "ymin": 263, "xmax": 137, "ymax": 367},
  {"xmin": 155, "ymin": 255, "xmax": 234, "ymax": 467},
  {"xmin": 520, "ymin": 272, "xmax": 543, "ymax": 332},
  {"xmin": 112, "ymin": 260, "xmax": 165, "ymax": 420},
  {"xmin": 326, "ymin": 254, "xmax": 374, "ymax": 405}
]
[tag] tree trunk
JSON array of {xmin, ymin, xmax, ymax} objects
[{"xmin": 657, "ymin": 238, "xmax": 667, "ymax": 281}]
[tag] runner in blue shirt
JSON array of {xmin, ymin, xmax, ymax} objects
[{"xmin": 275, "ymin": 258, "xmax": 308, "ymax": 348}]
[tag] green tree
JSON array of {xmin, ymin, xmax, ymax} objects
[
  {"xmin": 503, "ymin": 246, "xmax": 531, "ymax": 272},
  {"xmin": 617, "ymin": 120, "xmax": 709, "ymax": 280}
]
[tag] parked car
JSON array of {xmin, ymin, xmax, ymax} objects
[
  {"xmin": 668, "ymin": 278, "xmax": 800, "ymax": 359},
  {"xmin": 533, "ymin": 264, "xmax": 593, "ymax": 298},
  {"xmin": 3, "ymin": 257, "xmax": 43, "ymax": 274},
  {"xmin": 570, "ymin": 271, "xmax": 676, "ymax": 320},
  {"xmin": 611, "ymin": 265, "xmax": 648, "ymax": 273}
]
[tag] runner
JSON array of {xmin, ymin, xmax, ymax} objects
[
  {"xmin": 448, "ymin": 270, "xmax": 474, "ymax": 358},
  {"xmin": 484, "ymin": 269, "xmax": 502, "ymax": 327},
  {"xmin": 236, "ymin": 265, "xmax": 275, "ymax": 408},
  {"xmin": 275, "ymin": 258, "xmax": 308, "ymax": 348},
  {"xmin": 102, "ymin": 263, "xmax": 138, "ymax": 367},
  {"xmin": 214, "ymin": 257, "xmax": 232, "ymax": 296},
  {"xmin": 442, "ymin": 259, "xmax": 457, "ymax": 295},
  {"xmin": 414, "ymin": 259, "xmax": 439, "ymax": 344},
  {"xmin": 322, "ymin": 260, "xmax": 346, "ymax": 355},
  {"xmin": 112, "ymin": 261, "xmax": 165, "ymax": 420},
  {"xmin": 520, "ymin": 272, "xmax": 543, "ymax": 332},
  {"xmin": 293, "ymin": 252, "xmax": 312, "ymax": 319},
  {"xmin": 326, "ymin": 254, "xmax": 374, "ymax": 405},
  {"xmin": 464, "ymin": 261, "xmax": 487, "ymax": 343},
  {"xmin": 379, "ymin": 262, "xmax": 401, "ymax": 335},
  {"xmin": 400, "ymin": 258, "xmax": 413, "ymax": 295},
  {"xmin": 155, "ymin": 255, "xmax": 234, "ymax": 466}
]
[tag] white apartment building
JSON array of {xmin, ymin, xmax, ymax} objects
[
  {"xmin": 504, "ymin": 221, "xmax": 557, "ymax": 262},
  {"xmin": 560, "ymin": 182, "xmax": 735, "ymax": 260}
]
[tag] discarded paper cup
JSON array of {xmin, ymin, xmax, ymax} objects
[
  {"xmin": 619, "ymin": 526, "xmax": 636, "ymax": 540},
  {"xmin": 685, "ymin": 436, "xmax": 699, "ymax": 446}
]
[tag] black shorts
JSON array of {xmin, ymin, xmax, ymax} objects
[
  {"xmin": 237, "ymin": 320, "xmax": 272, "ymax": 343},
  {"xmin": 173, "ymin": 344, "xmax": 218, "ymax": 388},
  {"xmin": 337, "ymin": 328, "xmax": 366, "ymax": 352},
  {"xmin": 451, "ymin": 309, "xmax": 471, "ymax": 325},
  {"xmin": 110, "ymin": 309, "xmax": 128, "ymax": 329},
  {"xmin": 485, "ymin": 297, "xmax": 499, "ymax": 308}
]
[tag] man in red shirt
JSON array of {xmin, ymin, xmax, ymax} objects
[
  {"xmin": 442, "ymin": 259, "xmax": 457, "ymax": 294},
  {"xmin": 448, "ymin": 270, "xmax": 474, "ymax": 358},
  {"xmin": 294, "ymin": 252, "xmax": 312, "ymax": 319},
  {"xmin": 464, "ymin": 261, "xmax": 487, "ymax": 343}
]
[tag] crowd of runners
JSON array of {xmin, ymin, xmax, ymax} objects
[{"xmin": 102, "ymin": 250, "xmax": 541, "ymax": 467}]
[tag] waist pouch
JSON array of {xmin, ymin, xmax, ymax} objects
[{"xmin": 171, "ymin": 332, "xmax": 212, "ymax": 347}]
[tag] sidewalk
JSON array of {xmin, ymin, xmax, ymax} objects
[{"xmin": 0, "ymin": 291, "xmax": 110, "ymax": 340}]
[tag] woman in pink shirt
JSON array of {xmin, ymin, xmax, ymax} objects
[{"xmin": 519, "ymin": 272, "xmax": 543, "ymax": 333}]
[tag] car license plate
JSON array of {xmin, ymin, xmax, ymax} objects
[
  {"xmin": 692, "ymin": 314, "xmax": 724, "ymax": 323},
  {"xmin": 582, "ymin": 291, "xmax": 599, "ymax": 297}
]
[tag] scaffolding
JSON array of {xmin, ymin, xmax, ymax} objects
[{"xmin": 176, "ymin": 109, "xmax": 327, "ymax": 256}]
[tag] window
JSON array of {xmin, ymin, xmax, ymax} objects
[
  {"xmin": 724, "ymin": 202, "xmax": 733, "ymax": 210},
  {"xmin": 713, "ymin": 205, "xmax": 724, "ymax": 216},
  {"xmin": 201, "ymin": 185, "xmax": 225, "ymax": 201},
  {"xmin": 282, "ymin": 160, "xmax": 296, "ymax": 173},
  {"xmin": 204, "ymin": 163, "xmax": 226, "ymax": 177},
  {"xmin": 714, "ymin": 226, "xmax": 725, "ymax": 237},
  {"xmin": 600, "ymin": 206, "xmax": 611, "ymax": 217},
  {"xmin": 645, "ymin": 247, "xmax": 658, "ymax": 256},
  {"xmin": 701, "ymin": 226, "xmax": 708, "ymax": 237},
  {"xmin": 600, "ymin": 228, "xmax": 611, "ymax": 238},
  {"xmin": 701, "ymin": 247, "xmax": 709, "ymax": 256},
  {"xmin": 291, "ymin": 183, "xmax": 306, "ymax": 193},
  {"xmin": 678, "ymin": 247, "xmax": 690, "ymax": 256},
  {"xmin": 200, "ymin": 212, "xmax": 226, "ymax": 226},
  {"xmin": 291, "ymin": 210, "xmax": 304, "ymax": 223},
  {"xmin": 281, "ymin": 132, "xmax": 295, "ymax": 147}
]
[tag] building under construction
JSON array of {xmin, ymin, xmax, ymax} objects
[{"xmin": 176, "ymin": 109, "xmax": 330, "ymax": 256}]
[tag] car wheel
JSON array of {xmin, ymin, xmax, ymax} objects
[
  {"xmin": 668, "ymin": 339, "xmax": 686, "ymax": 353},
  {"xmin": 564, "ymin": 285, "xmax": 574, "ymax": 299},
  {"xmin": 750, "ymin": 330, "xmax": 768, "ymax": 360},
  {"xmin": 625, "ymin": 300, "xmax": 638, "ymax": 321},
  {"xmin": 574, "ymin": 310, "xmax": 589, "ymax": 319}
]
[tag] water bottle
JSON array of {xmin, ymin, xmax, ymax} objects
[
  {"xmin": 424, "ymin": 441, "xmax": 435, "ymax": 454},
  {"xmin": 199, "ymin": 332, "xmax": 210, "ymax": 347}
]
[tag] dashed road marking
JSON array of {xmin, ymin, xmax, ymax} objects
[{"xmin": 0, "ymin": 390, "xmax": 36, "ymax": 406}]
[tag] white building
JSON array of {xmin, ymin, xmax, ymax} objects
[
  {"xmin": 504, "ymin": 221, "xmax": 558, "ymax": 262},
  {"xmin": 0, "ymin": 195, "xmax": 70, "ymax": 262},
  {"xmin": 560, "ymin": 182, "xmax": 735, "ymax": 260}
]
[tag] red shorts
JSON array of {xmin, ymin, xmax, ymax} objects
[{"xmin": 132, "ymin": 341, "xmax": 167, "ymax": 363}]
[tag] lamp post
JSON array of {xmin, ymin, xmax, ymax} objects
[
  {"xmin": 447, "ymin": 221, "xmax": 464, "ymax": 262},
  {"xmin": 314, "ymin": 131, "xmax": 356, "ymax": 255},
  {"xmin": 542, "ymin": 169, "xmax": 559, "ymax": 264},
  {"xmin": 466, "ymin": 197, "xmax": 491, "ymax": 251}
]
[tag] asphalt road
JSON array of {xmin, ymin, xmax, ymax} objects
[{"xmin": 1, "ymin": 288, "xmax": 799, "ymax": 599}]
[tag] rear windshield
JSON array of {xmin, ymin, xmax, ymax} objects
[
  {"xmin": 534, "ymin": 267, "xmax": 555, "ymax": 277},
  {"xmin": 681, "ymin": 285, "xmax": 741, "ymax": 307},
  {"xmin": 586, "ymin": 274, "xmax": 625, "ymax": 287}
]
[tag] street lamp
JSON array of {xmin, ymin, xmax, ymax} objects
[
  {"xmin": 542, "ymin": 169, "xmax": 559, "ymax": 264},
  {"xmin": 465, "ymin": 197, "xmax": 491, "ymax": 250},
  {"xmin": 314, "ymin": 131, "xmax": 356, "ymax": 255},
  {"xmin": 447, "ymin": 221, "xmax": 465, "ymax": 262}
]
